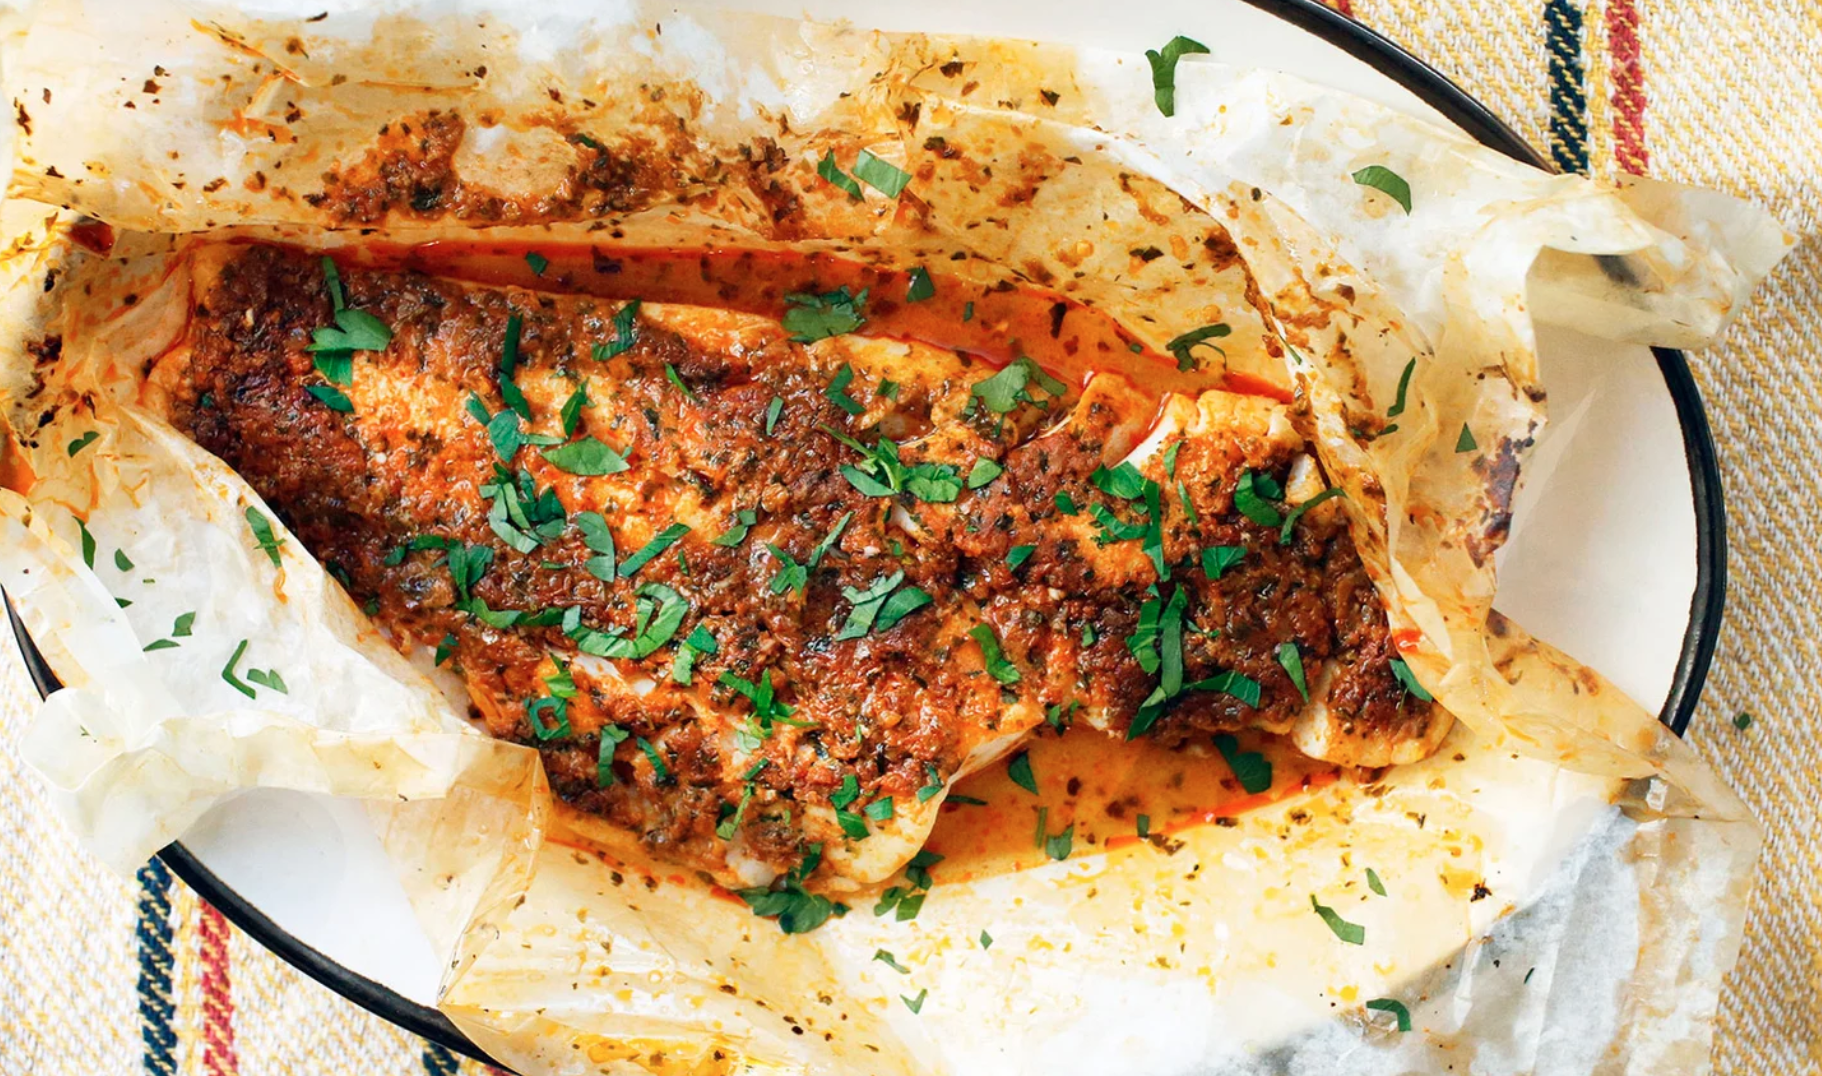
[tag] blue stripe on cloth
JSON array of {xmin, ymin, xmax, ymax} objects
[
  {"xmin": 1544, "ymin": 0, "xmax": 1590, "ymax": 174},
  {"xmin": 134, "ymin": 857, "xmax": 178, "ymax": 1076},
  {"xmin": 422, "ymin": 1042, "xmax": 463, "ymax": 1075}
]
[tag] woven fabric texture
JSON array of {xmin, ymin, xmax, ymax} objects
[{"xmin": 1, "ymin": 2, "xmax": 1816, "ymax": 1073}]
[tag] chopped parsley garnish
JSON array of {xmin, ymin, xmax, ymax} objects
[
  {"xmin": 1144, "ymin": 35, "xmax": 1210, "ymax": 117},
  {"xmin": 815, "ymin": 149, "xmax": 864, "ymax": 200},
  {"xmin": 1389, "ymin": 658, "xmax": 1433, "ymax": 702},
  {"xmin": 901, "ymin": 989, "xmax": 927, "ymax": 1014},
  {"xmin": 979, "ymin": 930, "xmax": 993, "ymax": 949},
  {"xmin": 1233, "ymin": 470, "xmax": 1284, "ymax": 527},
  {"xmin": 481, "ymin": 466, "xmax": 568, "ymax": 554},
  {"xmin": 321, "ymin": 256, "xmax": 346, "ymax": 310},
  {"xmin": 1734, "ymin": 711, "xmax": 1754, "ymax": 730},
  {"xmin": 1055, "ymin": 491, "xmax": 1079, "ymax": 515},
  {"xmin": 834, "ymin": 570, "xmax": 932, "ymax": 640},
  {"xmin": 1201, "ymin": 545, "xmax": 1246, "ymax": 579},
  {"xmin": 308, "ymin": 306, "xmax": 391, "ymax": 359},
  {"xmin": 1352, "ymin": 165, "xmax": 1413, "ymax": 213},
  {"xmin": 75, "ymin": 518, "xmax": 95, "ymax": 568},
  {"xmin": 306, "ymin": 385, "xmax": 353, "ymax": 412},
  {"xmin": 1126, "ymin": 587, "xmax": 1192, "ymax": 737},
  {"xmin": 966, "ymin": 458, "xmax": 1003, "ymax": 489},
  {"xmin": 593, "ymin": 300, "xmax": 642, "ymax": 361},
  {"xmin": 1277, "ymin": 641, "xmax": 1308, "ymax": 701},
  {"xmin": 764, "ymin": 395, "xmax": 784, "ymax": 435},
  {"xmin": 497, "ymin": 313, "xmax": 530, "ymax": 420},
  {"xmin": 969, "ymin": 356, "xmax": 1067, "ymax": 415},
  {"xmin": 445, "ymin": 542, "xmax": 494, "ymax": 601},
  {"xmin": 917, "ymin": 764, "xmax": 945, "ymax": 803},
  {"xmin": 1136, "ymin": 814, "xmax": 1151, "ymax": 839},
  {"xmin": 874, "ymin": 949, "xmax": 911, "ymax": 974},
  {"xmin": 540, "ymin": 436, "xmax": 630, "ymax": 476},
  {"xmin": 1188, "ymin": 669, "xmax": 1262, "ymax": 707},
  {"xmin": 1386, "ymin": 358, "xmax": 1417, "ymax": 423},
  {"xmin": 767, "ymin": 543, "xmax": 808, "ymax": 596},
  {"xmin": 1007, "ymin": 544, "xmax": 1036, "ymax": 569},
  {"xmin": 636, "ymin": 736, "xmax": 671, "ymax": 783},
  {"xmin": 1044, "ymin": 824, "xmax": 1074, "ymax": 861},
  {"xmin": 664, "ymin": 363, "xmax": 695, "ymax": 399},
  {"xmin": 906, "ymin": 267, "xmax": 935, "ymax": 302},
  {"xmin": 619, "ymin": 522, "xmax": 689, "ymax": 577},
  {"xmin": 1092, "ymin": 462, "xmax": 1149, "ymax": 500},
  {"xmin": 566, "ymin": 582, "xmax": 688, "ymax": 660},
  {"xmin": 1006, "ymin": 750, "xmax": 1038, "ymax": 794},
  {"xmin": 434, "ymin": 632, "xmax": 458, "ymax": 666},
  {"xmin": 710, "ymin": 509, "xmax": 757, "ymax": 548},
  {"xmin": 220, "ymin": 638, "xmax": 257, "ymax": 699},
  {"xmin": 245, "ymin": 667, "xmax": 287, "ymax": 694},
  {"xmin": 736, "ymin": 843, "xmax": 840, "ymax": 934},
  {"xmin": 853, "ymin": 149, "xmax": 912, "ymax": 197},
  {"xmin": 821, "ymin": 425, "xmax": 962, "ymax": 503},
  {"xmin": 1165, "ymin": 323, "xmax": 1230, "ymax": 371},
  {"xmin": 969, "ymin": 623, "xmax": 1021, "ymax": 684},
  {"xmin": 1366, "ymin": 867, "xmax": 1387, "ymax": 897},
  {"xmin": 244, "ymin": 506, "xmax": 284, "ymax": 567},
  {"xmin": 466, "ymin": 393, "xmax": 561, "ymax": 462},
  {"xmin": 113, "ymin": 548, "xmax": 133, "ymax": 572},
  {"xmin": 1164, "ymin": 441, "xmax": 1183, "ymax": 478},
  {"xmin": 824, "ymin": 363, "xmax": 866, "ymax": 415},
  {"xmin": 524, "ymin": 251, "xmax": 549, "ymax": 276},
  {"xmin": 1214, "ymin": 733, "xmax": 1272, "ymax": 794},
  {"xmin": 865, "ymin": 797, "xmax": 894, "ymax": 822},
  {"xmin": 1280, "ymin": 487, "xmax": 1345, "ymax": 545},
  {"xmin": 783, "ymin": 286, "xmax": 868, "ymax": 343},
  {"xmin": 143, "ymin": 611, "xmax": 197, "ymax": 653},
  {"xmin": 560, "ymin": 379, "xmax": 591, "ymax": 437},
  {"xmin": 526, "ymin": 696, "xmax": 570, "ymax": 740},
  {"xmin": 1456, "ymin": 423, "xmax": 1478, "ymax": 453},
  {"xmin": 596, "ymin": 725, "xmax": 630, "ymax": 787},
  {"xmin": 720, "ymin": 669, "xmax": 808, "ymax": 750},
  {"xmin": 1365, "ymin": 998, "xmax": 1411, "ymax": 1032},
  {"xmin": 67, "ymin": 431, "xmax": 98, "ymax": 456},
  {"xmin": 672, "ymin": 624, "xmax": 719, "ymax": 685},
  {"xmin": 963, "ymin": 301, "xmax": 975, "ymax": 322},
  {"xmin": 878, "ymin": 379, "xmax": 900, "ymax": 400},
  {"xmin": 1310, "ymin": 895, "xmax": 1366, "ymax": 945},
  {"xmin": 715, "ymin": 759, "xmax": 769, "ymax": 837}
]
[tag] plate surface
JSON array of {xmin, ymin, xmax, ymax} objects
[{"xmin": 11, "ymin": 0, "xmax": 1724, "ymax": 1063}]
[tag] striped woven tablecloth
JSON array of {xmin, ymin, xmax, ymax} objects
[{"xmin": 2, "ymin": 2, "xmax": 1816, "ymax": 1073}]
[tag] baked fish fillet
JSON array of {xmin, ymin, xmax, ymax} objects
[{"xmin": 148, "ymin": 243, "xmax": 1449, "ymax": 892}]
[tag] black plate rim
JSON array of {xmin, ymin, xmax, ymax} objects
[{"xmin": 6, "ymin": 0, "xmax": 1725, "ymax": 1065}]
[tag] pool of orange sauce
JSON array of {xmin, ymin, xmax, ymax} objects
[
  {"xmin": 327, "ymin": 239, "xmax": 1312, "ymax": 893},
  {"xmin": 331, "ymin": 240, "xmax": 1292, "ymax": 405},
  {"xmin": 925, "ymin": 727, "xmax": 1340, "ymax": 882}
]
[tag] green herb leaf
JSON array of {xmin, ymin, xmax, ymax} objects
[
  {"xmin": 67, "ymin": 431, "xmax": 99, "ymax": 456},
  {"xmin": 967, "ymin": 458, "xmax": 1003, "ymax": 490},
  {"xmin": 1136, "ymin": 814, "xmax": 1151, "ymax": 839},
  {"xmin": 783, "ymin": 286, "xmax": 868, "ymax": 343},
  {"xmin": 1007, "ymin": 750, "xmax": 1037, "ymax": 795},
  {"xmin": 1311, "ymin": 895, "xmax": 1366, "ymax": 945},
  {"xmin": 560, "ymin": 379, "xmax": 591, "ymax": 438},
  {"xmin": 1386, "ymin": 358, "xmax": 1417, "ymax": 419},
  {"xmin": 524, "ymin": 251, "xmax": 550, "ymax": 276},
  {"xmin": 306, "ymin": 384, "xmax": 353, "ymax": 412},
  {"xmin": 1351, "ymin": 165, "xmax": 1413, "ymax": 213},
  {"xmin": 594, "ymin": 300, "xmax": 642, "ymax": 361},
  {"xmin": 526, "ymin": 696, "xmax": 570, "ymax": 740},
  {"xmin": 1233, "ymin": 471, "xmax": 1284, "ymax": 527},
  {"xmin": 434, "ymin": 632, "xmax": 458, "ymax": 666},
  {"xmin": 1280, "ymin": 487, "xmax": 1345, "ymax": 545},
  {"xmin": 902, "ymin": 989, "xmax": 928, "ymax": 1014},
  {"xmin": 446, "ymin": 542, "xmax": 494, "ymax": 601},
  {"xmin": 1189, "ymin": 670, "xmax": 1262, "ymax": 708},
  {"xmin": 1456, "ymin": 423, "xmax": 1478, "ymax": 453},
  {"xmin": 112, "ymin": 548, "xmax": 133, "ymax": 572},
  {"xmin": 765, "ymin": 395, "xmax": 784, "ymax": 435},
  {"xmin": 637, "ymin": 736, "xmax": 671, "ymax": 782},
  {"xmin": 1044, "ymin": 824, "xmax": 1074, "ymax": 861},
  {"xmin": 322, "ymin": 256, "xmax": 346, "ymax": 311},
  {"xmin": 245, "ymin": 667, "xmax": 287, "ymax": 694},
  {"xmin": 906, "ymin": 267, "xmax": 935, "ymax": 302},
  {"xmin": 1201, "ymin": 545, "xmax": 1246, "ymax": 579},
  {"xmin": 736, "ymin": 879, "xmax": 837, "ymax": 935},
  {"xmin": 712, "ymin": 509, "xmax": 757, "ymax": 548},
  {"xmin": 620, "ymin": 522, "xmax": 689, "ymax": 577},
  {"xmin": 1007, "ymin": 544, "xmax": 1036, "ymax": 570},
  {"xmin": 541, "ymin": 436, "xmax": 630, "ymax": 476},
  {"xmin": 816, "ymin": 149, "xmax": 864, "ymax": 200},
  {"xmin": 1366, "ymin": 867, "xmax": 1386, "ymax": 897},
  {"xmin": 1734, "ymin": 711, "xmax": 1753, "ymax": 730},
  {"xmin": 979, "ymin": 929, "xmax": 993, "ymax": 949},
  {"xmin": 308, "ymin": 307, "xmax": 392, "ymax": 357},
  {"xmin": 825, "ymin": 363, "xmax": 866, "ymax": 415},
  {"xmin": 221, "ymin": 638, "xmax": 256, "ymax": 699},
  {"xmin": 1389, "ymin": 658, "xmax": 1433, "ymax": 702},
  {"xmin": 874, "ymin": 949, "xmax": 911, "ymax": 974},
  {"xmin": 596, "ymin": 725, "xmax": 630, "ymax": 787},
  {"xmin": 969, "ymin": 623, "xmax": 1021, "ymax": 685},
  {"xmin": 245, "ymin": 506, "xmax": 284, "ymax": 566},
  {"xmin": 1144, "ymin": 35, "xmax": 1210, "ymax": 117},
  {"xmin": 1365, "ymin": 998, "xmax": 1411, "ymax": 1032},
  {"xmin": 969, "ymin": 356, "xmax": 1067, "ymax": 415},
  {"xmin": 852, "ymin": 149, "xmax": 911, "ymax": 197},
  {"xmin": 1213, "ymin": 733, "xmax": 1273, "ymax": 794},
  {"xmin": 1277, "ymin": 641, "xmax": 1309, "ymax": 701},
  {"xmin": 865, "ymin": 797, "xmax": 894, "ymax": 822},
  {"xmin": 1165, "ymin": 323, "xmax": 1231, "ymax": 371}
]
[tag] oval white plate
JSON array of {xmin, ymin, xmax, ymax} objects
[{"xmin": 14, "ymin": 0, "xmax": 1723, "ymax": 1061}]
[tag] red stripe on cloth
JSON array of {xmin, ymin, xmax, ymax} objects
[
  {"xmin": 198, "ymin": 903, "xmax": 240, "ymax": 1076},
  {"xmin": 1329, "ymin": 0, "xmax": 1355, "ymax": 16},
  {"xmin": 1606, "ymin": 0, "xmax": 1649, "ymax": 174}
]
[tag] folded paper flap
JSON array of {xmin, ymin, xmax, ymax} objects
[{"xmin": 0, "ymin": 2, "xmax": 1783, "ymax": 1074}]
